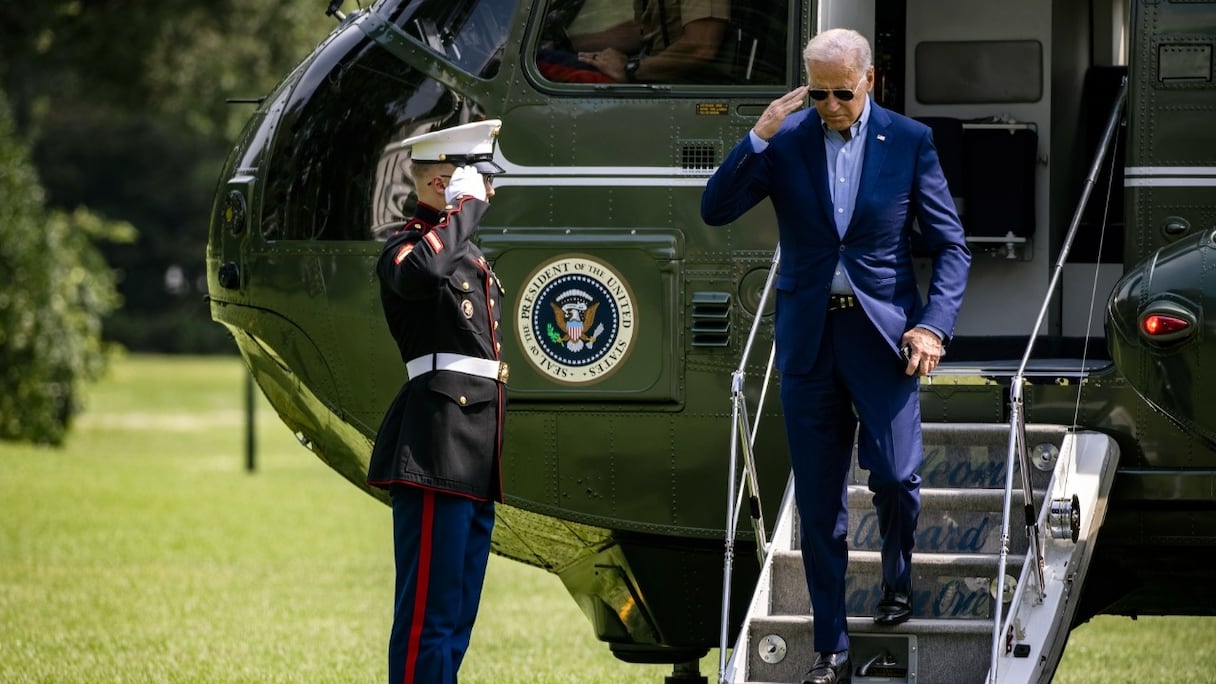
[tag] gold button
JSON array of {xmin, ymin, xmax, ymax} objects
[
  {"xmin": 462, "ymin": 281, "xmax": 470, "ymax": 290},
  {"xmin": 496, "ymin": 342, "xmax": 502, "ymax": 352},
  {"xmin": 489, "ymin": 299, "xmax": 495, "ymax": 308},
  {"xmin": 459, "ymin": 396, "xmax": 467, "ymax": 405}
]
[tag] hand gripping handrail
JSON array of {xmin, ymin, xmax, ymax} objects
[
  {"xmin": 719, "ymin": 244, "xmax": 781, "ymax": 683},
  {"xmin": 987, "ymin": 75, "xmax": 1127, "ymax": 682}
]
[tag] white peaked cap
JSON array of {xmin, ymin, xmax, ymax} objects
[{"xmin": 398, "ymin": 119, "xmax": 504, "ymax": 174}]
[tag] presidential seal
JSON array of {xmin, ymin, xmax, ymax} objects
[{"xmin": 516, "ymin": 255, "xmax": 636, "ymax": 384}]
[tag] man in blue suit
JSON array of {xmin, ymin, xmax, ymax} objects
[{"xmin": 701, "ymin": 28, "xmax": 971, "ymax": 684}]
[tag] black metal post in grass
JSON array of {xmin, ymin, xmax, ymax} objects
[{"xmin": 245, "ymin": 371, "xmax": 257, "ymax": 472}]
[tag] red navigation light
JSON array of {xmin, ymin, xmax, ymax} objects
[{"xmin": 1141, "ymin": 313, "xmax": 1191, "ymax": 336}]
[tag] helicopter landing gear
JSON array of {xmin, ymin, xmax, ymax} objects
[{"xmin": 665, "ymin": 660, "xmax": 707, "ymax": 684}]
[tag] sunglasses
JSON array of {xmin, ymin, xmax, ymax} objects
[{"xmin": 808, "ymin": 74, "xmax": 866, "ymax": 102}]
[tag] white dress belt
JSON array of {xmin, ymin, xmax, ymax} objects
[{"xmin": 406, "ymin": 353, "xmax": 509, "ymax": 383}]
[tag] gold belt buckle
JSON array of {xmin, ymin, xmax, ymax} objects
[{"xmin": 497, "ymin": 361, "xmax": 510, "ymax": 383}]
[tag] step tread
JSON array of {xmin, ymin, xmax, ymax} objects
[
  {"xmin": 773, "ymin": 548, "xmax": 1024, "ymax": 567},
  {"xmin": 748, "ymin": 613, "xmax": 996, "ymax": 635},
  {"xmin": 847, "ymin": 484, "xmax": 1040, "ymax": 503}
]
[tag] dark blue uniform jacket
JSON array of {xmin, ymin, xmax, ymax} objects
[{"xmin": 368, "ymin": 198, "xmax": 506, "ymax": 502}]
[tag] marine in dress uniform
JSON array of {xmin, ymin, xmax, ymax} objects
[{"xmin": 367, "ymin": 119, "xmax": 508, "ymax": 684}]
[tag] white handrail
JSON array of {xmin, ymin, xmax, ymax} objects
[
  {"xmin": 719, "ymin": 245, "xmax": 781, "ymax": 683},
  {"xmin": 988, "ymin": 76, "xmax": 1127, "ymax": 682}
]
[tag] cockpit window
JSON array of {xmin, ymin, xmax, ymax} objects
[
  {"xmin": 535, "ymin": 0, "xmax": 788, "ymax": 86},
  {"xmin": 263, "ymin": 37, "xmax": 487, "ymax": 241},
  {"xmin": 386, "ymin": 0, "xmax": 518, "ymax": 79}
]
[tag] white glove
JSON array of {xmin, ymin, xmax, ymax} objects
[{"xmin": 444, "ymin": 165, "xmax": 486, "ymax": 204}]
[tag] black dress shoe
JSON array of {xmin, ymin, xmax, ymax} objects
[
  {"xmin": 874, "ymin": 585, "xmax": 912, "ymax": 626},
  {"xmin": 802, "ymin": 650, "xmax": 851, "ymax": 684}
]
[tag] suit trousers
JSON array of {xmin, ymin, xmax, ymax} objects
[
  {"xmin": 779, "ymin": 305, "xmax": 923, "ymax": 654},
  {"xmin": 389, "ymin": 486, "xmax": 495, "ymax": 684}
]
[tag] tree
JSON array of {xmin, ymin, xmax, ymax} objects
[
  {"xmin": 0, "ymin": 1, "xmax": 335, "ymax": 353},
  {"xmin": 0, "ymin": 91, "xmax": 134, "ymax": 445}
]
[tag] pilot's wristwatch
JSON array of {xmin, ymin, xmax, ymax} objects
[{"xmin": 624, "ymin": 57, "xmax": 641, "ymax": 82}]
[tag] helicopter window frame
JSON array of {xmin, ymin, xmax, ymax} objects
[
  {"xmin": 386, "ymin": 0, "xmax": 520, "ymax": 80},
  {"xmin": 525, "ymin": 0, "xmax": 795, "ymax": 94}
]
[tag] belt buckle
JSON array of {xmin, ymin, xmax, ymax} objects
[
  {"xmin": 497, "ymin": 361, "xmax": 510, "ymax": 383},
  {"xmin": 830, "ymin": 294, "xmax": 855, "ymax": 312}
]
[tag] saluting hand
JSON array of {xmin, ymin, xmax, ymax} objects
[
  {"xmin": 444, "ymin": 166, "xmax": 487, "ymax": 204},
  {"xmin": 753, "ymin": 86, "xmax": 809, "ymax": 141}
]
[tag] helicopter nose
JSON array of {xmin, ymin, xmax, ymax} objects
[{"xmin": 1107, "ymin": 229, "xmax": 1214, "ymax": 440}]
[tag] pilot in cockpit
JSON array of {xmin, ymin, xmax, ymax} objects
[{"xmin": 538, "ymin": 0, "xmax": 730, "ymax": 84}]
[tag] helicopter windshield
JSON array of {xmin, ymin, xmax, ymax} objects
[{"xmin": 384, "ymin": 0, "xmax": 517, "ymax": 79}]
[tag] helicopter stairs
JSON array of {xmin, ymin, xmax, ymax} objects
[{"xmin": 721, "ymin": 423, "xmax": 1119, "ymax": 684}]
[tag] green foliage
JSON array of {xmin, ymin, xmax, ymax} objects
[
  {"xmin": 0, "ymin": 92, "xmax": 133, "ymax": 445},
  {"xmin": 1, "ymin": 1, "xmax": 333, "ymax": 140},
  {"xmin": 0, "ymin": 1, "xmax": 335, "ymax": 354},
  {"xmin": 141, "ymin": 3, "xmax": 338, "ymax": 141}
]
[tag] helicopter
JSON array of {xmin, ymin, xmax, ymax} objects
[{"xmin": 207, "ymin": 0, "xmax": 1216, "ymax": 681}]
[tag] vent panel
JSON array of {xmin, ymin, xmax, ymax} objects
[
  {"xmin": 681, "ymin": 144, "xmax": 718, "ymax": 170},
  {"xmin": 691, "ymin": 291, "xmax": 732, "ymax": 347}
]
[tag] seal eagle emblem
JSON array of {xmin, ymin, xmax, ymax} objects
[
  {"xmin": 516, "ymin": 255, "xmax": 636, "ymax": 384},
  {"xmin": 549, "ymin": 296, "xmax": 600, "ymax": 352}
]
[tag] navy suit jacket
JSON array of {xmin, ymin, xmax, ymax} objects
[{"xmin": 701, "ymin": 101, "xmax": 971, "ymax": 374}]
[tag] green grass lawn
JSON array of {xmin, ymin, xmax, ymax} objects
[{"xmin": 0, "ymin": 354, "xmax": 1213, "ymax": 683}]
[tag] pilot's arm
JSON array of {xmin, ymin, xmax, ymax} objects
[
  {"xmin": 627, "ymin": 18, "xmax": 727, "ymax": 82},
  {"xmin": 580, "ymin": 17, "xmax": 727, "ymax": 82}
]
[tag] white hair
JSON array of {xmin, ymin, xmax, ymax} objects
[{"xmin": 803, "ymin": 28, "xmax": 872, "ymax": 74}]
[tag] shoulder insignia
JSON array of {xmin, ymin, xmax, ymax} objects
[
  {"xmin": 394, "ymin": 243, "xmax": 414, "ymax": 264},
  {"xmin": 423, "ymin": 231, "xmax": 444, "ymax": 253}
]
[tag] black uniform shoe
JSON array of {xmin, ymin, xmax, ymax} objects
[
  {"xmin": 802, "ymin": 650, "xmax": 851, "ymax": 684},
  {"xmin": 874, "ymin": 585, "xmax": 912, "ymax": 626}
]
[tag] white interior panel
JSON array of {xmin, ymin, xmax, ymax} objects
[{"xmin": 905, "ymin": 0, "xmax": 1055, "ymax": 337}]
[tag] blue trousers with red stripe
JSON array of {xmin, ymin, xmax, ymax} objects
[{"xmin": 389, "ymin": 486, "xmax": 495, "ymax": 684}]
